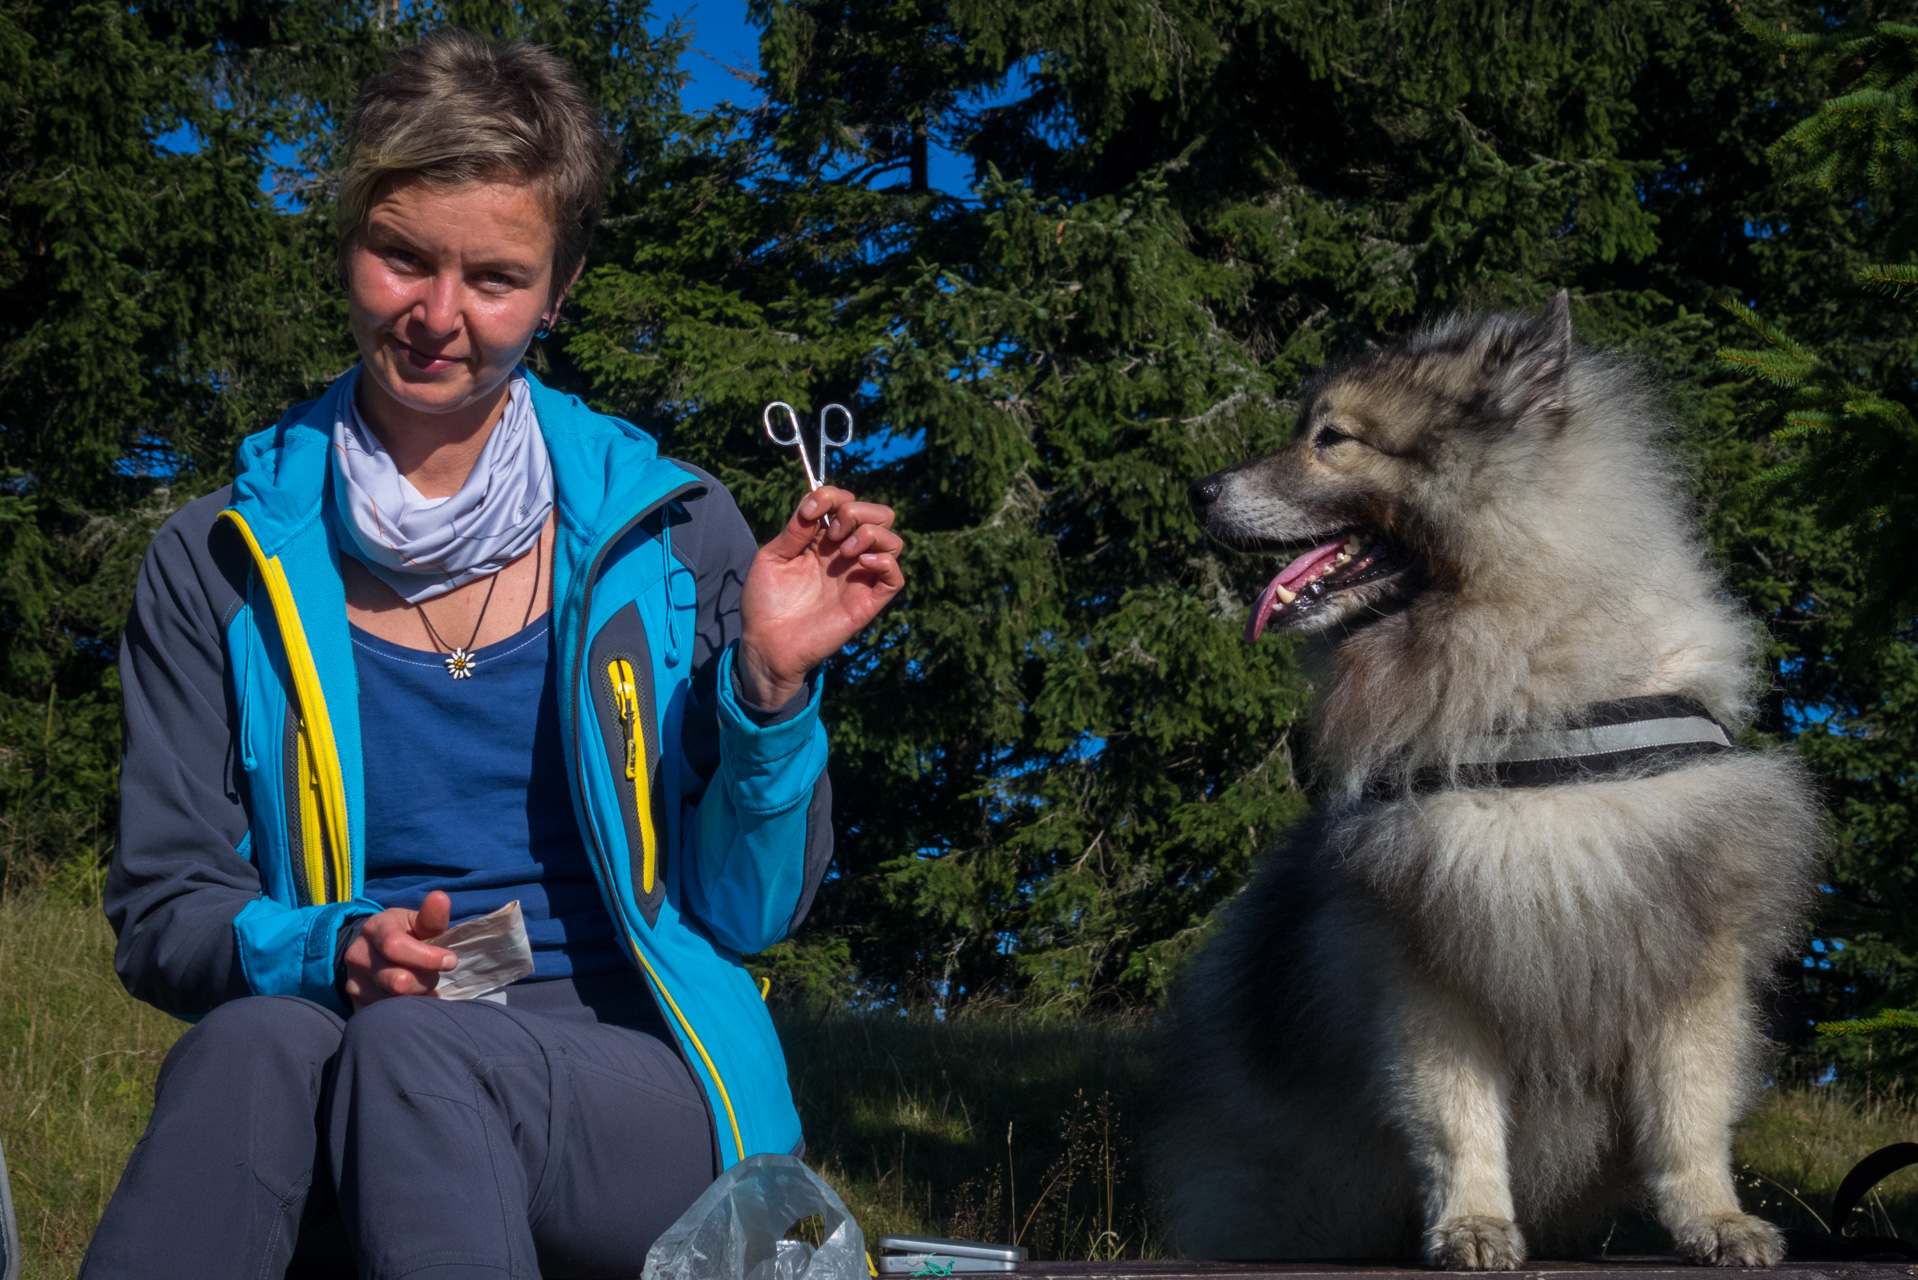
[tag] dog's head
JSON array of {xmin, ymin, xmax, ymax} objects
[{"xmin": 1192, "ymin": 292, "xmax": 1577, "ymax": 641}]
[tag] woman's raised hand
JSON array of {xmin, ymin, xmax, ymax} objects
[
  {"xmin": 341, "ymin": 889, "xmax": 458, "ymax": 1009},
  {"xmin": 735, "ymin": 487, "xmax": 904, "ymax": 709}
]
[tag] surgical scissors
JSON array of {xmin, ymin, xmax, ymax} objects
[{"xmin": 763, "ymin": 401, "xmax": 855, "ymax": 491}]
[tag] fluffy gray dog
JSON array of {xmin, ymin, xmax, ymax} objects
[{"xmin": 1156, "ymin": 294, "xmax": 1821, "ymax": 1269}]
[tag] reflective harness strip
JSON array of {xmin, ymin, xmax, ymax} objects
[{"xmin": 1368, "ymin": 695, "xmax": 1738, "ymax": 799}]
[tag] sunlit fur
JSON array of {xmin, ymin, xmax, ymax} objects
[{"xmin": 1152, "ymin": 295, "xmax": 1822, "ymax": 1268}]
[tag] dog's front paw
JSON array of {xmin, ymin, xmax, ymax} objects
[
  {"xmin": 1671, "ymin": 1212, "xmax": 1785, "ymax": 1267},
  {"xmin": 1424, "ymin": 1215, "xmax": 1527, "ymax": 1270}
]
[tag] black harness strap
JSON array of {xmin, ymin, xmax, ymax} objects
[{"xmin": 1367, "ymin": 695, "xmax": 1737, "ymax": 800}]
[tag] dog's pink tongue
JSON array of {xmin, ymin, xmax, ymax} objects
[{"xmin": 1245, "ymin": 537, "xmax": 1351, "ymax": 642}]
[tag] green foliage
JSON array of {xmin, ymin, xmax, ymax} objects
[
  {"xmin": 835, "ymin": 172, "xmax": 1313, "ymax": 1003},
  {"xmin": 21, "ymin": 0, "xmax": 1918, "ymax": 1037},
  {"xmin": 1819, "ymin": 1008, "xmax": 1918, "ymax": 1038},
  {"xmin": 649, "ymin": 0, "xmax": 1792, "ymax": 1009},
  {"xmin": 1705, "ymin": 7, "xmax": 1918, "ymax": 1057},
  {"xmin": 1763, "ymin": 19, "xmax": 1918, "ymax": 202},
  {"xmin": 0, "ymin": 0, "xmax": 356, "ymax": 879},
  {"xmin": 1717, "ymin": 13, "xmax": 1918, "ymax": 632}
]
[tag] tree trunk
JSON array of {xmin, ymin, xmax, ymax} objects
[{"xmin": 909, "ymin": 121, "xmax": 929, "ymax": 194}]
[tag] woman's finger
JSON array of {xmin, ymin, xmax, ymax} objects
[
  {"xmin": 411, "ymin": 890, "xmax": 453, "ymax": 939},
  {"xmin": 840, "ymin": 526, "xmax": 904, "ymax": 559},
  {"xmin": 375, "ymin": 928, "xmax": 457, "ymax": 972},
  {"xmin": 823, "ymin": 501, "xmax": 896, "ymax": 540},
  {"xmin": 833, "ymin": 524, "xmax": 903, "ymax": 559},
  {"xmin": 855, "ymin": 552, "xmax": 905, "ymax": 591},
  {"xmin": 375, "ymin": 964, "xmax": 439, "ymax": 997},
  {"xmin": 762, "ymin": 487, "xmax": 851, "ymax": 560}
]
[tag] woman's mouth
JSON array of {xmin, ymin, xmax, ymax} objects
[{"xmin": 391, "ymin": 338, "xmax": 466, "ymax": 374}]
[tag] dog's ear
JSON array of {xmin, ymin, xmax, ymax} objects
[{"xmin": 1490, "ymin": 290, "xmax": 1573, "ymax": 425}]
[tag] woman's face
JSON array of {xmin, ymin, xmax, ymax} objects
[{"xmin": 345, "ymin": 178, "xmax": 559, "ymax": 429}]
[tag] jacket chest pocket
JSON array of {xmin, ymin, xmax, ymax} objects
[{"xmin": 588, "ymin": 602, "xmax": 667, "ymax": 926}]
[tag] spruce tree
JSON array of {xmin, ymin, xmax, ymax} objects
[
  {"xmin": 0, "ymin": 0, "xmax": 683, "ymax": 881},
  {"xmin": 15, "ymin": 0, "xmax": 1918, "ymax": 1038},
  {"xmin": 0, "ymin": 1, "xmax": 355, "ymax": 877},
  {"xmin": 1707, "ymin": 9, "xmax": 1918, "ymax": 1063},
  {"xmin": 568, "ymin": 0, "xmax": 1851, "ymax": 1007}
]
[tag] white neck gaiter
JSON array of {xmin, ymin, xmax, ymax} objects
[{"xmin": 330, "ymin": 371, "xmax": 554, "ymax": 605}]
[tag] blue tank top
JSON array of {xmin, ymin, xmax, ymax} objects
[{"xmin": 351, "ymin": 615, "xmax": 621, "ymax": 980}]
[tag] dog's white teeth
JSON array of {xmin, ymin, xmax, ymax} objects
[
  {"xmin": 1343, "ymin": 538, "xmax": 1361, "ymax": 554},
  {"xmin": 1275, "ymin": 584, "xmax": 1297, "ymax": 604},
  {"xmin": 1334, "ymin": 553, "xmax": 1351, "ymax": 566}
]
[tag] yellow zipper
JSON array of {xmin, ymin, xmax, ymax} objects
[
  {"xmin": 607, "ymin": 659, "xmax": 657, "ymax": 895},
  {"xmin": 630, "ymin": 938, "xmax": 746, "ymax": 1164},
  {"xmin": 221, "ymin": 510, "xmax": 351, "ymax": 905}
]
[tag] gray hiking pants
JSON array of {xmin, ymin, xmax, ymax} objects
[{"xmin": 81, "ymin": 983, "xmax": 718, "ymax": 1280}]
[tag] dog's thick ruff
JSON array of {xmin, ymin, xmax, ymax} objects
[
  {"xmin": 1159, "ymin": 295, "xmax": 1820, "ymax": 1267},
  {"xmin": 81, "ymin": 991, "xmax": 716, "ymax": 1280}
]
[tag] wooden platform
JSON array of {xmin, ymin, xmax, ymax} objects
[{"xmin": 1011, "ymin": 1261, "xmax": 1918, "ymax": 1280}]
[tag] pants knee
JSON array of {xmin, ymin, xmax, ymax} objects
[
  {"xmin": 336, "ymin": 995, "xmax": 490, "ymax": 1089},
  {"xmin": 165, "ymin": 995, "xmax": 343, "ymax": 1077},
  {"xmin": 151, "ymin": 995, "xmax": 343, "ymax": 1119}
]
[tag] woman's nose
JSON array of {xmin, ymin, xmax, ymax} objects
[{"xmin": 415, "ymin": 274, "xmax": 464, "ymax": 335}]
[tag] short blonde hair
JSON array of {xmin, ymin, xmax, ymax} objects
[{"xmin": 337, "ymin": 30, "xmax": 614, "ymax": 290}]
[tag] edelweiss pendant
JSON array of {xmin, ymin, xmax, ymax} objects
[{"xmin": 443, "ymin": 648, "xmax": 478, "ymax": 679}]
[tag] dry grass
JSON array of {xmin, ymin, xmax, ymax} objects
[
  {"xmin": 1734, "ymin": 1086, "xmax": 1918, "ymax": 1241},
  {"xmin": 8, "ymin": 885, "xmax": 1918, "ymax": 1275},
  {"xmin": 0, "ymin": 880, "xmax": 183, "ymax": 1280},
  {"xmin": 773, "ymin": 1003, "xmax": 1162, "ymax": 1259}
]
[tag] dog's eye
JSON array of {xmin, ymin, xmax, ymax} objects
[{"xmin": 1315, "ymin": 426, "xmax": 1356, "ymax": 450}]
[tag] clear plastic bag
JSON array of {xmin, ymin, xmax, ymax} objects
[{"xmin": 644, "ymin": 1154, "xmax": 866, "ymax": 1280}]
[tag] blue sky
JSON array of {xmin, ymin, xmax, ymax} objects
[{"xmin": 661, "ymin": 0, "xmax": 982, "ymax": 195}]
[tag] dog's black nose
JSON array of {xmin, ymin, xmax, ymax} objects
[{"xmin": 1189, "ymin": 474, "xmax": 1224, "ymax": 510}]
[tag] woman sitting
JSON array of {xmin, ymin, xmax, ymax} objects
[{"xmin": 84, "ymin": 30, "xmax": 903, "ymax": 1280}]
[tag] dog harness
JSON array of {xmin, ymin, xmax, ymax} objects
[{"xmin": 1367, "ymin": 695, "xmax": 1737, "ymax": 798}]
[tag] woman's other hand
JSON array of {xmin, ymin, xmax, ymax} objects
[
  {"xmin": 342, "ymin": 890, "xmax": 458, "ymax": 1009},
  {"xmin": 736, "ymin": 487, "xmax": 904, "ymax": 709}
]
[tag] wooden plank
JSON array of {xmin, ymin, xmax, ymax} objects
[{"xmin": 1009, "ymin": 1261, "xmax": 1918, "ymax": 1280}]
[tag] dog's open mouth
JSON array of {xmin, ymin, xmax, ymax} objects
[{"xmin": 1246, "ymin": 531, "xmax": 1402, "ymax": 641}]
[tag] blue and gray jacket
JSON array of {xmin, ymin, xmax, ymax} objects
[{"xmin": 105, "ymin": 369, "xmax": 832, "ymax": 1166}]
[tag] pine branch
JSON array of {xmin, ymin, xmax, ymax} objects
[
  {"xmin": 1817, "ymin": 1008, "xmax": 1918, "ymax": 1038},
  {"xmin": 1719, "ymin": 299, "xmax": 1817, "ymax": 362},
  {"xmin": 1716, "ymin": 346, "xmax": 1815, "ymax": 385},
  {"xmin": 1856, "ymin": 262, "xmax": 1918, "ymax": 292}
]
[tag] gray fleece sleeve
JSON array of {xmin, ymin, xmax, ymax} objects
[
  {"xmin": 671, "ymin": 466, "xmax": 835, "ymax": 938},
  {"xmin": 105, "ymin": 487, "xmax": 261, "ymax": 1017}
]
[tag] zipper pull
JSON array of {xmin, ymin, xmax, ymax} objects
[{"xmin": 612, "ymin": 661, "xmax": 639, "ymax": 779}]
